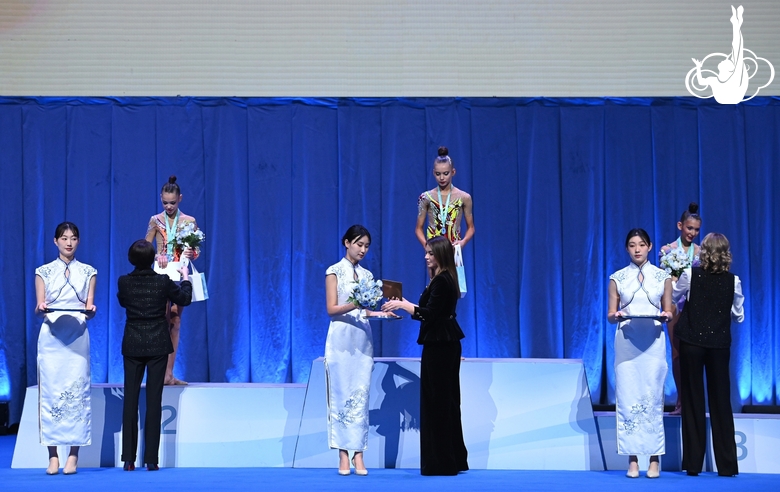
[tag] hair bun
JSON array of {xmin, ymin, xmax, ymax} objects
[
  {"xmin": 437, "ymin": 146, "xmax": 449, "ymax": 157},
  {"xmin": 688, "ymin": 202, "xmax": 699, "ymax": 214},
  {"xmin": 168, "ymin": 175, "xmax": 177, "ymax": 184}
]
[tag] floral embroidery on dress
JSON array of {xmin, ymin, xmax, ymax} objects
[
  {"xmin": 79, "ymin": 264, "xmax": 97, "ymax": 278},
  {"xmin": 36, "ymin": 265, "xmax": 54, "ymax": 280},
  {"xmin": 610, "ymin": 270, "xmax": 628, "ymax": 283},
  {"xmin": 619, "ymin": 392, "xmax": 662, "ymax": 436},
  {"xmin": 653, "ymin": 269, "xmax": 670, "ymax": 283},
  {"xmin": 50, "ymin": 378, "xmax": 89, "ymax": 423},
  {"xmin": 334, "ymin": 387, "xmax": 369, "ymax": 428}
]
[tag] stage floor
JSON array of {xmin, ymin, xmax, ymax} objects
[{"xmin": 1, "ymin": 435, "xmax": 778, "ymax": 492}]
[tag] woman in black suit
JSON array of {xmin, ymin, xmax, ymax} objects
[
  {"xmin": 382, "ymin": 235, "xmax": 469, "ymax": 475},
  {"xmin": 672, "ymin": 233, "xmax": 744, "ymax": 477},
  {"xmin": 117, "ymin": 240, "xmax": 192, "ymax": 471}
]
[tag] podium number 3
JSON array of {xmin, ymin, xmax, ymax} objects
[{"xmin": 735, "ymin": 431, "xmax": 748, "ymax": 460}]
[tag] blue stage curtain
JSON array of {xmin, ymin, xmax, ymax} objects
[{"xmin": 1, "ymin": 96, "xmax": 779, "ymax": 424}]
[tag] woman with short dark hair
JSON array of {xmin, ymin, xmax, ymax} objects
[{"xmin": 118, "ymin": 239, "xmax": 192, "ymax": 471}]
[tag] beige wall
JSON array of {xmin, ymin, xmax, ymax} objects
[{"xmin": 1, "ymin": 0, "xmax": 778, "ymax": 96}]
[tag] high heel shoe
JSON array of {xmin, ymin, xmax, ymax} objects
[
  {"xmin": 352, "ymin": 456, "xmax": 368, "ymax": 476},
  {"xmin": 147, "ymin": 464, "xmax": 160, "ymax": 471},
  {"xmin": 46, "ymin": 457, "xmax": 59, "ymax": 475},
  {"xmin": 338, "ymin": 450, "xmax": 351, "ymax": 475},
  {"xmin": 646, "ymin": 462, "xmax": 660, "ymax": 478},
  {"xmin": 63, "ymin": 456, "xmax": 78, "ymax": 475},
  {"xmin": 123, "ymin": 461, "xmax": 135, "ymax": 471}
]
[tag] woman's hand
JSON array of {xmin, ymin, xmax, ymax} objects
[
  {"xmin": 156, "ymin": 254, "xmax": 169, "ymax": 268},
  {"xmin": 382, "ymin": 298, "xmax": 415, "ymax": 315},
  {"xmin": 177, "ymin": 264, "xmax": 190, "ymax": 282},
  {"xmin": 84, "ymin": 304, "xmax": 97, "ymax": 320},
  {"xmin": 35, "ymin": 302, "xmax": 49, "ymax": 317},
  {"xmin": 659, "ymin": 311, "xmax": 673, "ymax": 323},
  {"xmin": 609, "ymin": 311, "xmax": 626, "ymax": 323},
  {"xmin": 182, "ymin": 246, "xmax": 195, "ymax": 259}
]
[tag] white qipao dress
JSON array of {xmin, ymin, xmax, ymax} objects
[
  {"xmin": 610, "ymin": 261, "xmax": 669, "ymax": 456},
  {"xmin": 35, "ymin": 258, "xmax": 96, "ymax": 446},
  {"xmin": 324, "ymin": 258, "xmax": 374, "ymax": 451}
]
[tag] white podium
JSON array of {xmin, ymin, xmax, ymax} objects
[
  {"xmin": 12, "ymin": 383, "xmax": 307, "ymax": 468},
  {"xmin": 294, "ymin": 357, "xmax": 603, "ymax": 470}
]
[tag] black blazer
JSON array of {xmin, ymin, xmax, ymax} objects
[
  {"xmin": 676, "ymin": 267, "xmax": 736, "ymax": 349},
  {"xmin": 117, "ymin": 268, "xmax": 193, "ymax": 357},
  {"xmin": 413, "ymin": 271, "xmax": 465, "ymax": 344}
]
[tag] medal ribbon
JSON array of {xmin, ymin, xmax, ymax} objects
[
  {"xmin": 437, "ymin": 186, "xmax": 452, "ymax": 237},
  {"xmin": 165, "ymin": 209, "xmax": 180, "ymax": 258}
]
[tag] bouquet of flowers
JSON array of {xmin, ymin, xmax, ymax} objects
[
  {"xmin": 347, "ymin": 278, "xmax": 383, "ymax": 309},
  {"xmin": 660, "ymin": 248, "xmax": 694, "ymax": 278},
  {"xmin": 170, "ymin": 221, "xmax": 205, "ymax": 258}
]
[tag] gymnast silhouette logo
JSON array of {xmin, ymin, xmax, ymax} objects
[{"xmin": 684, "ymin": 5, "xmax": 774, "ymax": 104}]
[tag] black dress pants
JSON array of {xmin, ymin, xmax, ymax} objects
[
  {"xmin": 679, "ymin": 340, "xmax": 738, "ymax": 476},
  {"xmin": 121, "ymin": 354, "xmax": 168, "ymax": 465},
  {"xmin": 420, "ymin": 340, "xmax": 469, "ymax": 476}
]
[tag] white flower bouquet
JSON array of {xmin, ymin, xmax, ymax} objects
[
  {"xmin": 660, "ymin": 248, "xmax": 692, "ymax": 278},
  {"xmin": 170, "ymin": 221, "xmax": 205, "ymax": 258}
]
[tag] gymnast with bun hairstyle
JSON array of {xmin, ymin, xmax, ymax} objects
[
  {"xmin": 415, "ymin": 147, "xmax": 475, "ymax": 249},
  {"xmin": 145, "ymin": 175, "xmax": 201, "ymax": 385},
  {"xmin": 659, "ymin": 202, "xmax": 702, "ymax": 415}
]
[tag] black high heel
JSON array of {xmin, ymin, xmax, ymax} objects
[{"xmin": 123, "ymin": 461, "xmax": 135, "ymax": 471}]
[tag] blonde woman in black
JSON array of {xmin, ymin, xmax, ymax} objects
[{"xmin": 673, "ymin": 233, "xmax": 744, "ymax": 477}]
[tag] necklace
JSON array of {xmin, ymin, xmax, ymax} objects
[
  {"xmin": 165, "ymin": 210, "xmax": 180, "ymax": 258},
  {"xmin": 676, "ymin": 237, "xmax": 695, "ymax": 262},
  {"xmin": 436, "ymin": 185, "xmax": 452, "ymax": 236}
]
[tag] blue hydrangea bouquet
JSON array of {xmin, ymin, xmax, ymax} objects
[{"xmin": 348, "ymin": 278, "xmax": 383, "ymax": 309}]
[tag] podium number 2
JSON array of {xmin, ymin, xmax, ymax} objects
[{"xmin": 162, "ymin": 405, "xmax": 177, "ymax": 435}]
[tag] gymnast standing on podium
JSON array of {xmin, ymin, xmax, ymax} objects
[
  {"xmin": 117, "ymin": 240, "xmax": 192, "ymax": 471},
  {"xmin": 145, "ymin": 175, "xmax": 200, "ymax": 386},
  {"xmin": 415, "ymin": 147, "xmax": 475, "ymax": 249}
]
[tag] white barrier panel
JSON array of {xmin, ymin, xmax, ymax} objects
[
  {"xmin": 710, "ymin": 414, "xmax": 780, "ymax": 474},
  {"xmin": 12, "ymin": 383, "xmax": 306, "ymax": 468},
  {"xmin": 294, "ymin": 357, "xmax": 604, "ymax": 470},
  {"xmin": 595, "ymin": 412, "xmax": 780, "ymax": 474}
]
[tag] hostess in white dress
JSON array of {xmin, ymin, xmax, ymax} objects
[
  {"xmin": 324, "ymin": 258, "xmax": 374, "ymax": 451},
  {"xmin": 610, "ymin": 261, "xmax": 669, "ymax": 456},
  {"xmin": 35, "ymin": 258, "xmax": 96, "ymax": 446}
]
